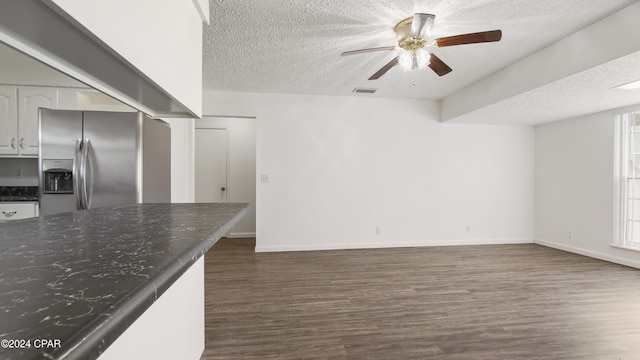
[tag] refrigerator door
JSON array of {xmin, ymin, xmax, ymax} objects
[
  {"xmin": 82, "ymin": 111, "xmax": 139, "ymax": 209},
  {"xmin": 39, "ymin": 108, "xmax": 83, "ymax": 216}
]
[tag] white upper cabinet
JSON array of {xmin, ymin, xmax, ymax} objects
[
  {"xmin": 18, "ymin": 87, "xmax": 59, "ymax": 156},
  {"xmin": 0, "ymin": 86, "xmax": 59, "ymax": 157},
  {"xmin": 0, "ymin": 86, "xmax": 18, "ymax": 155}
]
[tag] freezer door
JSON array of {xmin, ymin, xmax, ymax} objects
[
  {"xmin": 141, "ymin": 118, "xmax": 171, "ymax": 203},
  {"xmin": 82, "ymin": 111, "xmax": 139, "ymax": 209},
  {"xmin": 39, "ymin": 108, "xmax": 82, "ymax": 216}
]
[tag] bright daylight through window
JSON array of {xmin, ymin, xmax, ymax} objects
[{"xmin": 616, "ymin": 111, "xmax": 640, "ymax": 251}]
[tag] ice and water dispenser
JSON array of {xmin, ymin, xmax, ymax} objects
[{"xmin": 42, "ymin": 159, "xmax": 73, "ymax": 194}]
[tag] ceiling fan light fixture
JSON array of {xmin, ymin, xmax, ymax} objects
[
  {"xmin": 398, "ymin": 49, "xmax": 430, "ymax": 71},
  {"xmin": 398, "ymin": 51, "xmax": 412, "ymax": 70}
]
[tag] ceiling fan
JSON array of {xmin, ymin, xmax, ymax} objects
[{"xmin": 342, "ymin": 13, "xmax": 502, "ymax": 83}]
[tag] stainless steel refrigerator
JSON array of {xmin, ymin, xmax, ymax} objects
[{"xmin": 38, "ymin": 109, "xmax": 171, "ymax": 216}]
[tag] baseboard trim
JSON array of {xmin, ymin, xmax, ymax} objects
[
  {"xmin": 255, "ymin": 238, "xmax": 533, "ymax": 253},
  {"xmin": 227, "ymin": 232, "xmax": 256, "ymax": 239},
  {"xmin": 534, "ymin": 238, "xmax": 640, "ymax": 269}
]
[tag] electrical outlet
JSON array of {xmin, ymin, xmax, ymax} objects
[
  {"xmin": 260, "ymin": 174, "xmax": 270, "ymax": 183},
  {"xmin": 465, "ymin": 225, "xmax": 471, "ymax": 233},
  {"xmin": 567, "ymin": 229, "xmax": 573, "ymax": 239},
  {"xmin": 375, "ymin": 226, "xmax": 381, "ymax": 235}
]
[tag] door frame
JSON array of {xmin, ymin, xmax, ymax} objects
[{"xmin": 195, "ymin": 116, "xmax": 257, "ymax": 239}]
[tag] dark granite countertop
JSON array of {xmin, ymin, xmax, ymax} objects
[
  {"xmin": 0, "ymin": 203, "xmax": 249, "ymax": 360},
  {"xmin": 0, "ymin": 187, "xmax": 39, "ymax": 202}
]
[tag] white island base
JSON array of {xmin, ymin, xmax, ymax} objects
[{"xmin": 99, "ymin": 257, "xmax": 205, "ymax": 360}]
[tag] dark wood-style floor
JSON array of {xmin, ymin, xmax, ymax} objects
[{"xmin": 200, "ymin": 239, "xmax": 640, "ymax": 360}]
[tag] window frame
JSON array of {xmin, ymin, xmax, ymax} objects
[{"xmin": 614, "ymin": 111, "xmax": 640, "ymax": 251}]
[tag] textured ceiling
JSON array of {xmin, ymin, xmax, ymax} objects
[{"xmin": 203, "ymin": 0, "xmax": 638, "ymax": 101}]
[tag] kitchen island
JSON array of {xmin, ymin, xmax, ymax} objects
[{"xmin": 0, "ymin": 203, "xmax": 249, "ymax": 360}]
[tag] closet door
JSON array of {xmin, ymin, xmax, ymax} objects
[{"xmin": 195, "ymin": 128, "xmax": 228, "ymax": 203}]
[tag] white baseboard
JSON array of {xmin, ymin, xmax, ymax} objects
[
  {"xmin": 255, "ymin": 238, "xmax": 533, "ymax": 253},
  {"xmin": 226, "ymin": 232, "xmax": 256, "ymax": 239},
  {"xmin": 534, "ymin": 238, "xmax": 640, "ymax": 269}
]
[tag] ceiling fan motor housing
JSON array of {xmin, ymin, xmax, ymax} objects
[{"xmin": 394, "ymin": 14, "xmax": 434, "ymax": 51}]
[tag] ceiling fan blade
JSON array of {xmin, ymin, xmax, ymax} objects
[
  {"xmin": 434, "ymin": 30, "xmax": 502, "ymax": 47},
  {"xmin": 369, "ymin": 56, "xmax": 399, "ymax": 80},
  {"xmin": 341, "ymin": 46, "xmax": 396, "ymax": 56},
  {"xmin": 428, "ymin": 53, "xmax": 452, "ymax": 76},
  {"xmin": 411, "ymin": 13, "xmax": 435, "ymax": 38}
]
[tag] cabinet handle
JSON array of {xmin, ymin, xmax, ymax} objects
[
  {"xmin": 2, "ymin": 211, "xmax": 17, "ymax": 217},
  {"xmin": 19, "ymin": 137, "xmax": 24, "ymax": 149},
  {"xmin": 10, "ymin": 137, "xmax": 15, "ymax": 149}
]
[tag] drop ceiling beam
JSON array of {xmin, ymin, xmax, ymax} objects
[{"xmin": 440, "ymin": 1, "xmax": 640, "ymax": 124}]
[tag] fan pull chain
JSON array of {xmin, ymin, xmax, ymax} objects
[{"xmin": 411, "ymin": 68, "xmax": 416, "ymax": 86}]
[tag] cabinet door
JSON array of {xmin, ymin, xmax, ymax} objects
[
  {"xmin": 18, "ymin": 87, "xmax": 59, "ymax": 156},
  {"xmin": 0, "ymin": 86, "xmax": 18, "ymax": 155}
]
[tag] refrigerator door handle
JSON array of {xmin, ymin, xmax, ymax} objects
[
  {"xmin": 73, "ymin": 139, "xmax": 83, "ymax": 210},
  {"xmin": 80, "ymin": 138, "xmax": 92, "ymax": 209}
]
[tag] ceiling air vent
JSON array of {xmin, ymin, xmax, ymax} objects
[{"xmin": 353, "ymin": 87, "xmax": 377, "ymax": 94}]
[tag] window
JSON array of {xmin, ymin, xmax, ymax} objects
[{"xmin": 616, "ymin": 111, "xmax": 640, "ymax": 250}]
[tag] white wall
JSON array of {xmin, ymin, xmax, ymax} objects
[
  {"xmin": 0, "ymin": 158, "xmax": 38, "ymax": 186},
  {"xmin": 535, "ymin": 108, "xmax": 640, "ymax": 268},
  {"xmin": 166, "ymin": 118, "xmax": 195, "ymax": 203},
  {"xmin": 196, "ymin": 117, "xmax": 256, "ymax": 237},
  {"xmin": 203, "ymin": 91, "xmax": 535, "ymax": 252}
]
